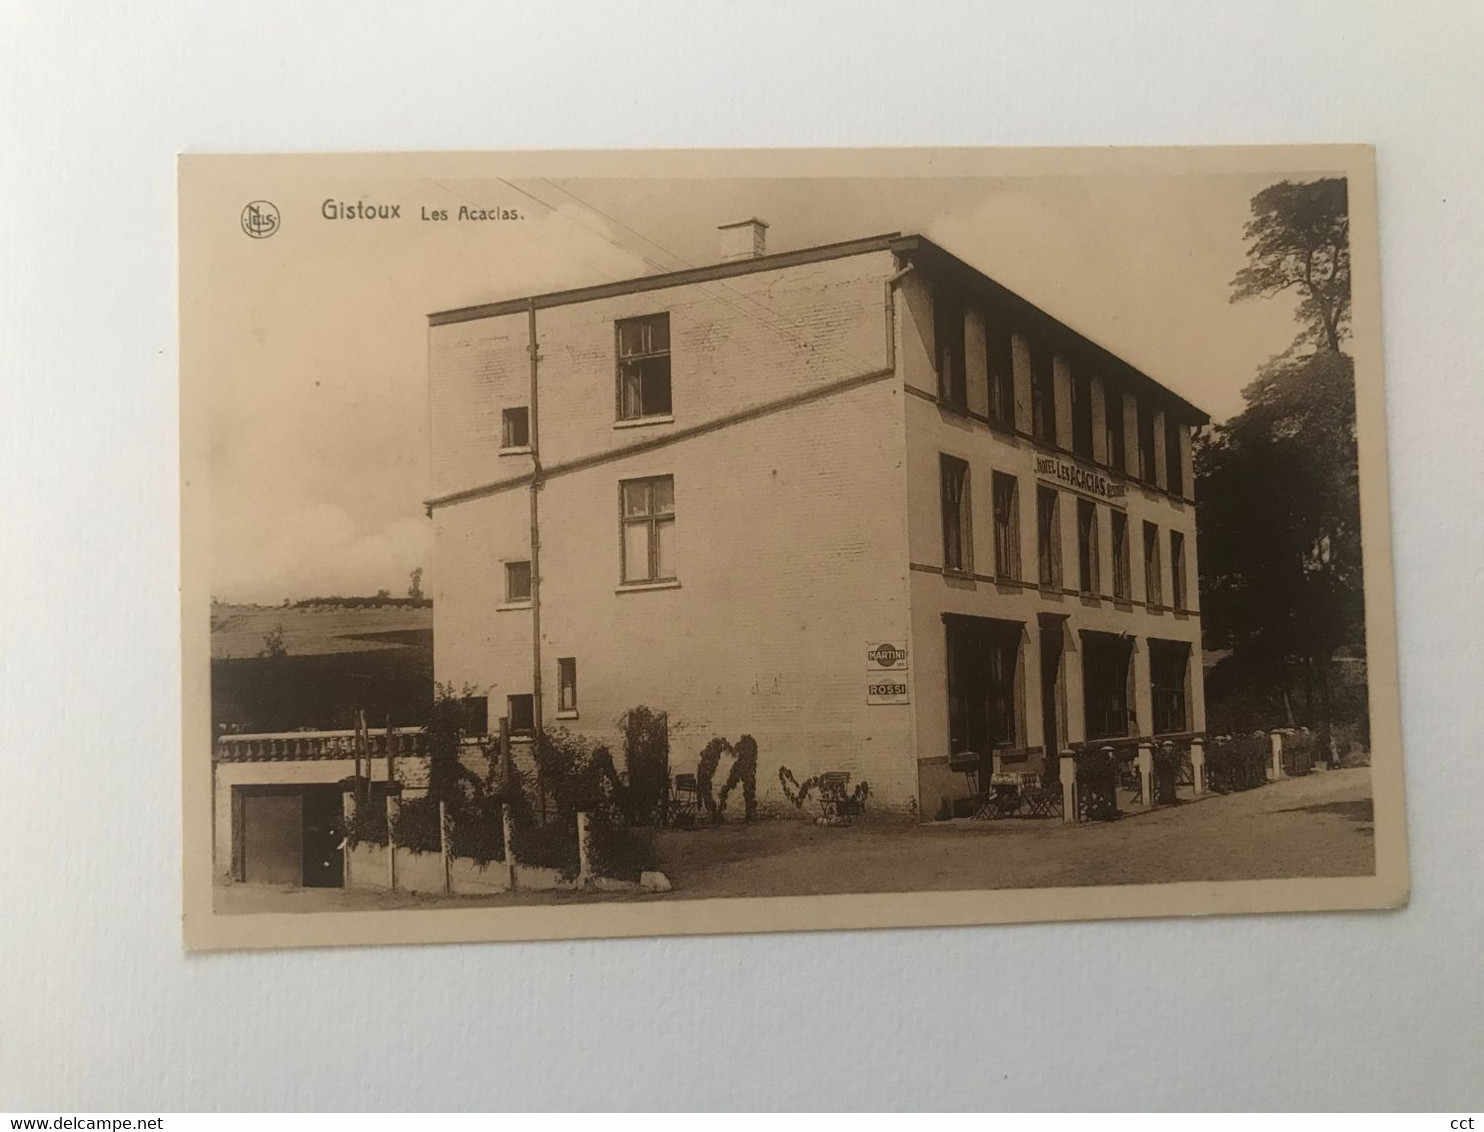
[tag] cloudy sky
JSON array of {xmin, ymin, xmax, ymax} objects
[{"xmin": 194, "ymin": 163, "xmax": 1309, "ymax": 604}]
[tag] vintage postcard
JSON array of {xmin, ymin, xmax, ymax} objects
[{"xmin": 181, "ymin": 146, "xmax": 1407, "ymax": 951}]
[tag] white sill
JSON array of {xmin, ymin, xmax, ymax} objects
[
  {"xmin": 554, "ymin": 710, "xmax": 579, "ymax": 721},
  {"xmin": 498, "ymin": 445, "xmax": 532, "ymax": 457},
  {"xmin": 496, "ymin": 600, "xmax": 533, "ymax": 612},
  {"xmin": 614, "ymin": 414, "xmax": 675, "ymax": 430},
  {"xmin": 615, "ymin": 579, "xmax": 681, "ymax": 594}
]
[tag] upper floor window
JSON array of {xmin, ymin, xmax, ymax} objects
[
  {"xmin": 1105, "ymin": 382, "xmax": 1126, "ymax": 473},
  {"xmin": 1071, "ymin": 365, "xmax": 1094, "ymax": 460},
  {"xmin": 501, "ymin": 406, "xmax": 530, "ymax": 450},
  {"xmin": 1165, "ymin": 415, "xmax": 1185, "ymax": 497},
  {"xmin": 1143, "ymin": 521, "xmax": 1163, "ymax": 607},
  {"xmin": 1170, "ymin": 529, "xmax": 1188, "ymax": 609},
  {"xmin": 620, "ymin": 475, "xmax": 676, "ymax": 584},
  {"xmin": 504, "ymin": 560, "xmax": 532, "ymax": 604},
  {"xmin": 1137, "ymin": 396, "xmax": 1157, "ymax": 483},
  {"xmin": 991, "ymin": 471, "xmax": 1020, "ymax": 582},
  {"xmin": 940, "ymin": 455, "xmax": 972, "ymax": 574},
  {"xmin": 1037, "ymin": 486, "xmax": 1061, "ymax": 590},
  {"xmin": 986, "ymin": 318, "xmax": 1015, "ymax": 428},
  {"xmin": 616, "ymin": 313, "xmax": 672, "ymax": 421},
  {"xmin": 1031, "ymin": 340, "xmax": 1056, "ymax": 445},
  {"xmin": 1111, "ymin": 510, "xmax": 1131, "ymax": 600},
  {"xmin": 1076, "ymin": 498, "xmax": 1100, "ymax": 596},
  {"xmin": 934, "ymin": 286, "xmax": 967, "ymax": 410}
]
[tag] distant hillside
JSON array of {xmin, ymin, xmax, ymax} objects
[
  {"xmin": 210, "ymin": 602, "xmax": 432, "ymax": 660},
  {"xmin": 210, "ymin": 602, "xmax": 433, "ymax": 733}
]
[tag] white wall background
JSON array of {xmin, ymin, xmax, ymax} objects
[{"xmin": 2, "ymin": 0, "xmax": 1481, "ymax": 1112}]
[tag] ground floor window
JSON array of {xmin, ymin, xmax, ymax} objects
[
  {"xmin": 507, "ymin": 693, "xmax": 535, "ymax": 735},
  {"xmin": 1150, "ymin": 639, "xmax": 1191, "ymax": 734},
  {"xmin": 946, "ymin": 615, "xmax": 1023, "ymax": 763},
  {"xmin": 1082, "ymin": 631, "xmax": 1133, "ymax": 740}
]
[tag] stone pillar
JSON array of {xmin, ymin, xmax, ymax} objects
[
  {"xmin": 990, "ymin": 750, "xmax": 1004, "ymax": 778},
  {"xmin": 1060, "ymin": 749, "xmax": 1077, "ymax": 823},
  {"xmin": 1137, "ymin": 743, "xmax": 1154, "ymax": 809},
  {"xmin": 1190, "ymin": 736, "xmax": 1207, "ymax": 796},
  {"xmin": 1269, "ymin": 730, "xmax": 1285, "ymax": 780},
  {"xmin": 1053, "ymin": 354, "xmax": 1074, "ymax": 451},
  {"xmin": 501, "ymin": 803, "xmax": 516, "ymax": 891}
]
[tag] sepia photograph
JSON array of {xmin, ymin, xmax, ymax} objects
[{"xmin": 180, "ymin": 146, "xmax": 1406, "ymax": 950}]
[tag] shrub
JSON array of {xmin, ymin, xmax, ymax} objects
[
  {"xmin": 344, "ymin": 791, "xmax": 388, "ymax": 847},
  {"xmin": 696, "ymin": 737, "xmax": 730, "ymax": 820},
  {"xmin": 1205, "ymin": 735, "xmax": 1268, "ymax": 792},
  {"xmin": 511, "ymin": 816, "xmax": 580, "ymax": 878},
  {"xmin": 589, "ymin": 820, "xmax": 657, "ymax": 882},
  {"xmin": 717, "ymin": 734, "xmax": 758, "ymax": 821},
  {"xmin": 391, "ymin": 795, "xmax": 443, "ymax": 854},
  {"xmin": 621, "ymin": 706, "xmax": 670, "ymax": 826}
]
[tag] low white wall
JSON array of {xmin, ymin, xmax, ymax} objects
[{"xmin": 346, "ymin": 841, "xmax": 518, "ymax": 895}]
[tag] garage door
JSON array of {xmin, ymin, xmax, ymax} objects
[{"xmin": 241, "ymin": 791, "xmax": 303, "ymax": 885}]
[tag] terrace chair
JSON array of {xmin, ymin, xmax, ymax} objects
[
  {"xmin": 667, "ymin": 773, "xmax": 699, "ymax": 828},
  {"xmin": 817, "ymin": 771, "xmax": 857, "ymax": 821},
  {"xmin": 1020, "ymin": 773, "xmax": 1064, "ymax": 819}
]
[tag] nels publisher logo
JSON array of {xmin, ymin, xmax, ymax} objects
[{"xmin": 240, "ymin": 200, "xmax": 280, "ymax": 239}]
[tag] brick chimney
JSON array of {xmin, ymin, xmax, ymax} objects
[{"xmin": 718, "ymin": 218, "xmax": 769, "ymax": 262}]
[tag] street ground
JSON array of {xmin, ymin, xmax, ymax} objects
[{"xmin": 214, "ymin": 766, "xmax": 1374, "ymax": 914}]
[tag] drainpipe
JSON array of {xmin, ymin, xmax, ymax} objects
[{"xmin": 527, "ymin": 298, "xmax": 544, "ymax": 735}]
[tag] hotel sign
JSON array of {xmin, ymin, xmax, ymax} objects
[{"xmin": 1035, "ymin": 455, "xmax": 1127, "ymax": 506}]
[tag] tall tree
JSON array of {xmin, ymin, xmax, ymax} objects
[
  {"xmin": 1231, "ymin": 178, "xmax": 1350, "ymax": 354},
  {"xmin": 1199, "ymin": 178, "xmax": 1363, "ymax": 750}
]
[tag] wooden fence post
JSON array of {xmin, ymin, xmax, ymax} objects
[
  {"xmin": 577, "ymin": 812, "xmax": 593, "ymax": 888},
  {"xmin": 439, "ymin": 799, "xmax": 452, "ymax": 896},
  {"xmin": 1190, "ymin": 736, "xmax": 1207, "ymax": 796},
  {"xmin": 502, "ymin": 803, "xmax": 516, "ymax": 892},
  {"xmin": 386, "ymin": 793, "xmax": 399, "ymax": 891},
  {"xmin": 1269, "ymin": 730, "xmax": 1285, "ymax": 780},
  {"xmin": 1136, "ymin": 743, "xmax": 1154, "ymax": 809},
  {"xmin": 498, "ymin": 717, "xmax": 512, "ymax": 783},
  {"xmin": 342, "ymin": 789, "xmax": 357, "ymax": 889}
]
